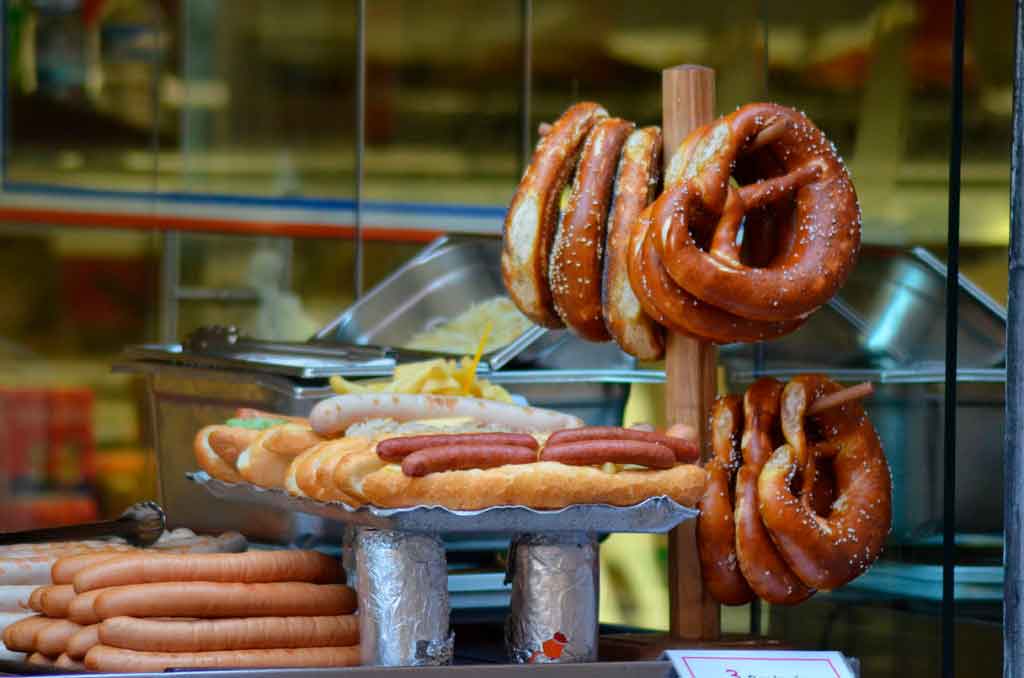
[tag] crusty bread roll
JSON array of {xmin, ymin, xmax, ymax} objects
[
  {"xmin": 237, "ymin": 424, "xmax": 324, "ymax": 489},
  {"xmin": 194, "ymin": 424, "xmax": 257, "ymax": 483},
  {"xmin": 361, "ymin": 461, "xmax": 707, "ymax": 510},
  {"xmin": 330, "ymin": 449, "xmax": 387, "ymax": 506}
]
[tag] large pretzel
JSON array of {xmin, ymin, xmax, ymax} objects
[
  {"xmin": 628, "ymin": 191, "xmax": 805, "ymax": 343},
  {"xmin": 734, "ymin": 378, "xmax": 813, "ymax": 604},
  {"xmin": 502, "ymin": 102, "xmax": 608, "ymax": 328},
  {"xmin": 503, "ymin": 101, "xmax": 857, "ymax": 348},
  {"xmin": 656, "ymin": 103, "xmax": 861, "ymax": 322},
  {"xmin": 758, "ymin": 374, "xmax": 892, "ymax": 590},
  {"xmin": 696, "ymin": 396, "xmax": 752, "ymax": 605}
]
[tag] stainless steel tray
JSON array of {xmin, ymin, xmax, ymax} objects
[
  {"xmin": 313, "ymin": 235, "xmax": 548, "ymax": 371},
  {"xmin": 120, "ymin": 342, "xmax": 399, "ymax": 379},
  {"xmin": 187, "ymin": 472, "xmax": 698, "ymax": 534},
  {"xmin": 720, "ymin": 246, "xmax": 1006, "ymax": 370}
]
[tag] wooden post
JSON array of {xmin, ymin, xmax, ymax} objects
[{"xmin": 663, "ymin": 65, "xmax": 721, "ymax": 641}]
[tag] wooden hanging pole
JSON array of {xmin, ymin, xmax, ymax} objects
[{"xmin": 662, "ymin": 65, "xmax": 720, "ymax": 642}]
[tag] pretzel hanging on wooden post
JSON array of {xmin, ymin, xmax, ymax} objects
[
  {"xmin": 758, "ymin": 374, "xmax": 892, "ymax": 590},
  {"xmin": 656, "ymin": 103, "xmax": 861, "ymax": 323},
  {"xmin": 696, "ymin": 396, "xmax": 753, "ymax": 606},
  {"xmin": 733, "ymin": 378, "xmax": 814, "ymax": 605}
]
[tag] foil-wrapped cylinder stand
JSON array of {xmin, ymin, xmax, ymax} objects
[
  {"xmin": 506, "ymin": 532, "xmax": 599, "ymax": 663},
  {"xmin": 355, "ymin": 528, "xmax": 452, "ymax": 666}
]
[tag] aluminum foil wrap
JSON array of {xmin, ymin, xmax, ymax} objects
[
  {"xmin": 355, "ymin": 528, "xmax": 452, "ymax": 666},
  {"xmin": 506, "ymin": 532, "xmax": 599, "ymax": 663}
]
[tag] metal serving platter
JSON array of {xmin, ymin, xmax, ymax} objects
[
  {"xmin": 187, "ymin": 472, "xmax": 698, "ymax": 535},
  {"xmin": 313, "ymin": 235, "xmax": 548, "ymax": 371}
]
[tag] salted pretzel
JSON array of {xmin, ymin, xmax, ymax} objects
[
  {"xmin": 550, "ymin": 117, "xmax": 636, "ymax": 340},
  {"xmin": 758, "ymin": 374, "xmax": 892, "ymax": 590},
  {"xmin": 696, "ymin": 396, "xmax": 752, "ymax": 605},
  {"xmin": 601, "ymin": 126, "xmax": 665, "ymax": 359},
  {"xmin": 628, "ymin": 194, "xmax": 804, "ymax": 343},
  {"xmin": 656, "ymin": 103, "xmax": 861, "ymax": 322},
  {"xmin": 734, "ymin": 378, "xmax": 813, "ymax": 604},
  {"xmin": 503, "ymin": 102, "xmax": 608, "ymax": 327}
]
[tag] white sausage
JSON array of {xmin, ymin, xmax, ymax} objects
[{"xmin": 310, "ymin": 393, "xmax": 582, "ymax": 437}]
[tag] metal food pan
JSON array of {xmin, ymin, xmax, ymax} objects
[
  {"xmin": 720, "ymin": 247, "xmax": 1006, "ymax": 370},
  {"xmin": 314, "ymin": 235, "xmax": 546, "ymax": 371}
]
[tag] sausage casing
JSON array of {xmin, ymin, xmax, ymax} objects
[
  {"xmin": 545, "ymin": 426, "xmax": 698, "ymax": 462},
  {"xmin": 540, "ymin": 440, "xmax": 676, "ymax": 468},
  {"xmin": 377, "ymin": 433, "xmax": 538, "ymax": 461},
  {"xmin": 401, "ymin": 445, "xmax": 537, "ymax": 477}
]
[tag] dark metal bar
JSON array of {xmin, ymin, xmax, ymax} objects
[
  {"xmin": 518, "ymin": 0, "xmax": 533, "ymax": 174},
  {"xmin": 354, "ymin": 0, "xmax": 366, "ymax": 298},
  {"xmin": 1005, "ymin": 2, "xmax": 1024, "ymax": 676},
  {"xmin": 1, "ymin": 0, "xmax": 10, "ymax": 185},
  {"xmin": 155, "ymin": 0, "xmax": 177, "ymax": 342},
  {"xmin": 942, "ymin": 0, "xmax": 966, "ymax": 677}
]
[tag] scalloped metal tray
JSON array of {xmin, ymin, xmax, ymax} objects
[{"xmin": 187, "ymin": 472, "xmax": 697, "ymax": 534}]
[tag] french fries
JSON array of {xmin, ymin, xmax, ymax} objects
[{"xmin": 329, "ymin": 358, "xmax": 512, "ymax": 403}]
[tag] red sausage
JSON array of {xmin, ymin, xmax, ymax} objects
[
  {"xmin": 401, "ymin": 445, "xmax": 538, "ymax": 477},
  {"xmin": 378, "ymin": 433, "xmax": 538, "ymax": 462},
  {"xmin": 541, "ymin": 440, "xmax": 676, "ymax": 468},
  {"xmin": 545, "ymin": 426, "xmax": 698, "ymax": 462}
]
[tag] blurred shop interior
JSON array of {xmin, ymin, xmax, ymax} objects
[{"xmin": 0, "ymin": 0, "xmax": 1012, "ymax": 675}]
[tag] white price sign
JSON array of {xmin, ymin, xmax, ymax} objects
[{"xmin": 663, "ymin": 650, "xmax": 856, "ymax": 678}]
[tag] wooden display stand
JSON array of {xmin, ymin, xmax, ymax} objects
[
  {"xmin": 601, "ymin": 64, "xmax": 785, "ymax": 660},
  {"xmin": 661, "ymin": 64, "xmax": 720, "ymax": 644}
]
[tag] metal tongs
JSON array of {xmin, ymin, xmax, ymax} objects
[
  {"xmin": 185, "ymin": 324, "xmax": 447, "ymax": 364},
  {"xmin": 0, "ymin": 501, "xmax": 166, "ymax": 547}
]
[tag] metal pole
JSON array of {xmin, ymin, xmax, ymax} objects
[
  {"xmin": 941, "ymin": 1, "xmax": 965, "ymax": 676},
  {"xmin": 1004, "ymin": 2, "xmax": 1024, "ymax": 676},
  {"xmin": 353, "ymin": 0, "xmax": 366, "ymax": 299},
  {"xmin": 518, "ymin": 0, "xmax": 532, "ymax": 174}
]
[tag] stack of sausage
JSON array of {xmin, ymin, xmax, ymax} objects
[
  {"xmin": 0, "ymin": 530, "xmax": 245, "ymax": 662},
  {"xmin": 3, "ymin": 550, "xmax": 360, "ymax": 672},
  {"xmin": 502, "ymin": 101, "xmax": 860, "ymax": 354},
  {"xmin": 697, "ymin": 374, "xmax": 891, "ymax": 605}
]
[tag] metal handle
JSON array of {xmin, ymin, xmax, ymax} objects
[{"xmin": 0, "ymin": 501, "xmax": 166, "ymax": 547}]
